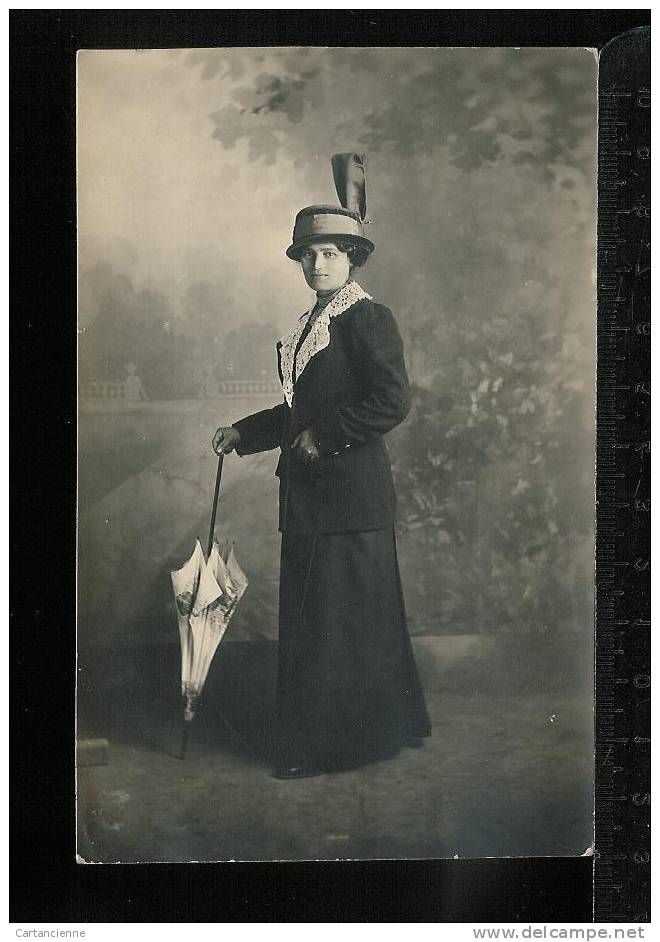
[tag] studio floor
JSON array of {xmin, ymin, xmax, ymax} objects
[{"xmin": 77, "ymin": 636, "xmax": 593, "ymax": 864}]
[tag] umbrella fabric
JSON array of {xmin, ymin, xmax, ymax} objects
[
  {"xmin": 171, "ymin": 539, "xmax": 248, "ymax": 718},
  {"xmin": 171, "ymin": 539, "xmax": 205, "ymax": 697},
  {"xmin": 224, "ymin": 544, "xmax": 249, "ymax": 613}
]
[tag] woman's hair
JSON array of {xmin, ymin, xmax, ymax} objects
[
  {"xmin": 293, "ymin": 240, "xmax": 370, "ymax": 269},
  {"xmin": 335, "ymin": 242, "xmax": 370, "ymax": 269}
]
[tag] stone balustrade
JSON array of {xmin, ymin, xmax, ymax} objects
[
  {"xmin": 84, "ymin": 380, "xmax": 128, "ymax": 400},
  {"xmin": 215, "ymin": 379, "xmax": 281, "ymax": 396}
]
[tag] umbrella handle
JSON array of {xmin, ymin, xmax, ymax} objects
[{"xmin": 207, "ymin": 454, "xmax": 224, "ymax": 557}]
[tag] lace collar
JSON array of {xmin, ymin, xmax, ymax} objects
[{"xmin": 277, "ymin": 280, "xmax": 372, "ymax": 407}]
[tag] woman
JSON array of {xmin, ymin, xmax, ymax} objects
[{"xmin": 213, "ymin": 167, "xmax": 431, "ymax": 778}]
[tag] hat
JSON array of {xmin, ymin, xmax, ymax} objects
[{"xmin": 286, "ymin": 153, "xmax": 375, "ymax": 260}]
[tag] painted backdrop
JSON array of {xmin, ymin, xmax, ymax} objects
[{"xmin": 78, "ymin": 48, "xmax": 596, "ymax": 651}]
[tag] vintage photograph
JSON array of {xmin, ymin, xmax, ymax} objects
[{"xmin": 76, "ymin": 46, "xmax": 597, "ymax": 863}]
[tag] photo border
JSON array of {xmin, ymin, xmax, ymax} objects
[{"xmin": 10, "ymin": 9, "xmax": 651, "ymax": 923}]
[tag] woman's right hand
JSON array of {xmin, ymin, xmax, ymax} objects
[{"xmin": 212, "ymin": 426, "xmax": 241, "ymax": 456}]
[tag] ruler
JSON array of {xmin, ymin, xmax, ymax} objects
[{"xmin": 594, "ymin": 27, "xmax": 650, "ymax": 922}]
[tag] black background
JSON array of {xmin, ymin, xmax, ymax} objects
[{"xmin": 11, "ymin": 9, "xmax": 651, "ymax": 924}]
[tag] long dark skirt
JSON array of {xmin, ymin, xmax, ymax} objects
[{"xmin": 275, "ymin": 527, "xmax": 432, "ymax": 770}]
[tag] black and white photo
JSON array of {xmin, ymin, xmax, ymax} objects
[{"xmin": 76, "ymin": 46, "xmax": 597, "ymax": 863}]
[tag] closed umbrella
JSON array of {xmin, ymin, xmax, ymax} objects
[{"xmin": 170, "ymin": 456, "xmax": 248, "ymax": 758}]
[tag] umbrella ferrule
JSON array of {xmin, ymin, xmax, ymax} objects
[{"xmin": 183, "ymin": 688, "xmax": 198, "ymax": 722}]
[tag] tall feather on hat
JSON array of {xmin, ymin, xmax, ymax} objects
[{"xmin": 331, "ymin": 152, "xmax": 368, "ymax": 221}]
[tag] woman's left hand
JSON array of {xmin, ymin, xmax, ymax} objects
[{"xmin": 291, "ymin": 427, "xmax": 320, "ymax": 463}]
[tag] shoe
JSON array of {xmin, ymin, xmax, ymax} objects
[{"xmin": 272, "ymin": 764, "xmax": 326, "ymax": 780}]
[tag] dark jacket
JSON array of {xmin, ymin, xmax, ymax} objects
[{"xmin": 232, "ymin": 295, "xmax": 411, "ymax": 533}]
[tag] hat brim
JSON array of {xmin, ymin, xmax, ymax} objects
[{"xmin": 286, "ymin": 233, "xmax": 375, "ymax": 260}]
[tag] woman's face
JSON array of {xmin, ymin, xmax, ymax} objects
[{"xmin": 299, "ymin": 242, "xmax": 351, "ymax": 294}]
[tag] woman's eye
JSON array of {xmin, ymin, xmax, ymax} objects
[{"xmin": 324, "ymin": 252, "xmax": 336, "ymax": 258}]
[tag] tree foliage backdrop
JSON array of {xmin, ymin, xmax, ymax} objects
[{"xmin": 78, "ymin": 47, "xmax": 596, "ymax": 635}]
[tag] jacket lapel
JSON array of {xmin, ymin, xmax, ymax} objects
[{"xmin": 277, "ymin": 281, "xmax": 372, "ymax": 406}]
